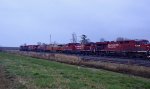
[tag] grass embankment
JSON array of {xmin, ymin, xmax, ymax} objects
[{"xmin": 0, "ymin": 52, "xmax": 150, "ymax": 89}]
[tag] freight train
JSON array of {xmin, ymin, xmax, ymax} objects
[{"xmin": 20, "ymin": 39, "xmax": 150, "ymax": 59}]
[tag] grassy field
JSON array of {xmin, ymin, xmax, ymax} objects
[{"xmin": 0, "ymin": 52, "xmax": 150, "ymax": 89}]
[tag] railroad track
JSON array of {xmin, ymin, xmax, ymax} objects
[{"xmin": 79, "ymin": 55, "xmax": 150, "ymax": 67}]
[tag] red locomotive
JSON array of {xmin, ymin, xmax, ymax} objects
[
  {"xmin": 20, "ymin": 39, "xmax": 150, "ymax": 59},
  {"xmin": 103, "ymin": 40, "xmax": 150, "ymax": 58}
]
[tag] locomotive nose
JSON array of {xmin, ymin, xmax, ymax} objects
[
  {"xmin": 148, "ymin": 56, "xmax": 150, "ymax": 59},
  {"xmin": 148, "ymin": 52, "xmax": 150, "ymax": 59}
]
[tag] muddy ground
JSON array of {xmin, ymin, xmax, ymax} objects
[{"xmin": 0, "ymin": 65, "xmax": 23, "ymax": 89}]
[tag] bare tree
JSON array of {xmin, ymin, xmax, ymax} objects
[
  {"xmin": 116, "ymin": 37, "xmax": 125, "ymax": 41},
  {"xmin": 37, "ymin": 42, "xmax": 42, "ymax": 45},
  {"xmin": 100, "ymin": 38, "xmax": 105, "ymax": 42},
  {"xmin": 23, "ymin": 43, "xmax": 27, "ymax": 46},
  {"xmin": 80, "ymin": 34, "xmax": 90, "ymax": 44},
  {"xmin": 116, "ymin": 37, "xmax": 130, "ymax": 41},
  {"xmin": 71, "ymin": 32, "xmax": 77, "ymax": 43},
  {"xmin": 42, "ymin": 43, "xmax": 46, "ymax": 46}
]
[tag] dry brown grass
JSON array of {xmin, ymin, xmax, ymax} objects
[
  {"xmin": 55, "ymin": 54, "xmax": 81, "ymax": 64},
  {"xmin": 82, "ymin": 61, "xmax": 150, "ymax": 77}
]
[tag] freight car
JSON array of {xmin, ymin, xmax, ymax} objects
[{"xmin": 20, "ymin": 39, "xmax": 150, "ymax": 59}]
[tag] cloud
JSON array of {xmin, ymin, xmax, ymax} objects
[{"xmin": 0, "ymin": 0, "xmax": 150, "ymax": 46}]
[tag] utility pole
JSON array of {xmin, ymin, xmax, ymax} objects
[{"xmin": 50, "ymin": 34, "xmax": 51, "ymax": 45}]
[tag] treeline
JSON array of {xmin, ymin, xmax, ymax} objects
[{"xmin": 0, "ymin": 47, "xmax": 19, "ymax": 51}]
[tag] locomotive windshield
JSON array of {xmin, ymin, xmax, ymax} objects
[{"xmin": 136, "ymin": 40, "xmax": 149, "ymax": 45}]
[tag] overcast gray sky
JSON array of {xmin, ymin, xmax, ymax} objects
[{"xmin": 0, "ymin": 0, "xmax": 150, "ymax": 47}]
